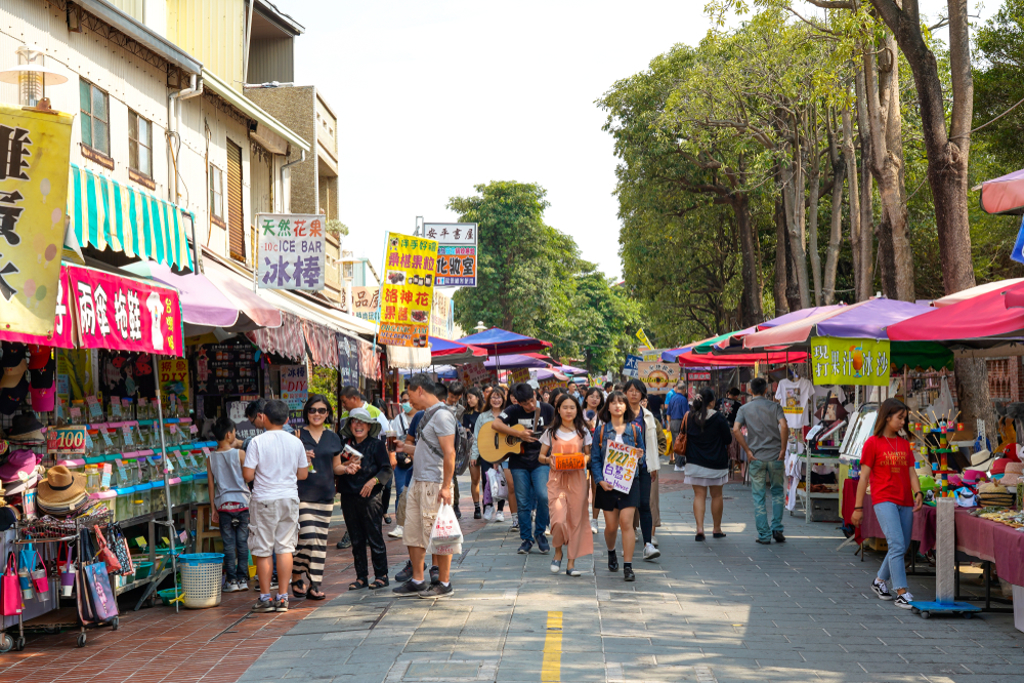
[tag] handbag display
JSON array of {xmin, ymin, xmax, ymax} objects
[
  {"xmin": 105, "ymin": 523, "xmax": 133, "ymax": 576},
  {"xmin": 93, "ymin": 525, "xmax": 122, "ymax": 574},
  {"xmin": 82, "ymin": 560, "xmax": 118, "ymax": 621},
  {"xmin": 2, "ymin": 552, "xmax": 22, "ymax": 616},
  {"xmin": 814, "ymin": 391, "xmax": 849, "ymax": 423},
  {"xmin": 672, "ymin": 414, "xmax": 690, "ymax": 456}
]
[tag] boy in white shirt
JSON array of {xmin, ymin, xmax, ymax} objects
[{"xmin": 243, "ymin": 399, "xmax": 309, "ymax": 613}]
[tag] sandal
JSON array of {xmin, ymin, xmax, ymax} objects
[
  {"xmin": 713, "ymin": 532, "xmax": 727, "ymax": 539},
  {"xmin": 290, "ymin": 579, "xmax": 308, "ymax": 599},
  {"xmin": 695, "ymin": 533, "xmax": 706, "ymax": 541},
  {"xmin": 348, "ymin": 578, "xmax": 368, "ymax": 591},
  {"xmin": 370, "ymin": 577, "xmax": 389, "ymax": 590},
  {"xmin": 307, "ymin": 586, "xmax": 327, "ymax": 600}
]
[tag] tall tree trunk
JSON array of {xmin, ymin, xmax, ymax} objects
[
  {"xmin": 773, "ymin": 196, "xmax": 790, "ymax": 316},
  {"xmin": 855, "ymin": 65, "xmax": 874, "ymax": 300},
  {"xmin": 808, "ymin": 108, "xmax": 823, "ymax": 306},
  {"xmin": 824, "ymin": 118, "xmax": 846, "ymax": 304},
  {"xmin": 734, "ymin": 193, "xmax": 764, "ymax": 325},
  {"xmin": 786, "ymin": 118, "xmax": 811, "ymax": 309},
  {"xmin": 867, "ymin": 0, "xmax": 991, "ymax": 431},
  {"xmin": 843, "ymin": 105, "xmax": 862, "ymax": 303}
]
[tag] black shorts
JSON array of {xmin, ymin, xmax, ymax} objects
[{"xmin": 594, "ymin": 467, "xmax": 650, "ymax": 511}]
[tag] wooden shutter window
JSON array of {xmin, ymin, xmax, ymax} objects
[{"xmin": 226, "ymin": 140, "xmax": 244, "ymax": 263}]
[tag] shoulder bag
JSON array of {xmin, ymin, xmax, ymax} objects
[{"xmin": 672, "ymin": 413, "xmax": 690, "ymax": 456}]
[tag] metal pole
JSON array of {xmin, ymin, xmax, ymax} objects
[{"xmin": 153, "ymin": 357, "xmax": 180, "ymax": 614}]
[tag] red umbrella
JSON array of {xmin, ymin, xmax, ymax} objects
[
  {"xmin": 677, "ymin": 350, "xmax": 808, "ymax": 367},
  {"xmin": 888, "ymin": 281, "xmax": 1024, "ymax": 341}
]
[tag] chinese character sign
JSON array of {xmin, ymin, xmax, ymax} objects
[
  {"xmin": 256, "ymin": 213, "xmax": 326, "ymax": 291},
  {"xmin": 346, "ymin": 286, "xmax": 380, "ymax": 321},
  {"xmin": 336, "ymin": 333, "xmax": 360, "ymax": 385},
  {"xmin": 68, "ymin": 265, "xmax": 183, "ymax": 356},
  {"xmin": 637, "ymin": 361, "xmax": 679, "ymax": 394},
  {"xmin": 0, "ymin": 104, "xmax": 73, "ymax": 337},
  {"xmin": 424, "ymin": 222, "xmax": 477, "ymax": 288},
  {"xmin": 604, "ymin": 440, "xmax": 641, "ymax": 494},
  {"xmin": 379, "ymin": 232, "xmax": 438, "ymax": 347},
  {"xmin": 280, "ymin": 364, "xmax": 308, "ymax": 410},
  {"xmin": 622, "ymin": 354, "xmax": 641, "ymax": 378},
  {"xmin": 810, "ymin": 337, "xmax": 891, "ymax": 386},
  {"xmin": 158, "ymin": 358, "xmax": 190, "ymax": 408}
]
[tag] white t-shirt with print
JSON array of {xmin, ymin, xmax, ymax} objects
[
  {"xmin": 539, "ymin": 428, "xmax": 593, "ymax": 447},
  {"xmin": 243, "ymin": 430, "xmax": 307, "ymax": 502},
  {"xmin": 775, "ymin": 378, "xmax": 814, "ymax": 430}
]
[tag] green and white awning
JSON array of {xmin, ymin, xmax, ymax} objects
[{"xmin": 69, "ymin": 164, "xmax": 194, "ymax": 272}]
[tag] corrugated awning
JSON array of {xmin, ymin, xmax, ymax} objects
[{"xmin": 69, "ymin": 165, "xmax": 194, "ymax": 272}]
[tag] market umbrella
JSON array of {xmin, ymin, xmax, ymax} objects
[
  {"xmin": 888, "ymin": 281, "xmax": 1024, "ymax": 342},
  {"xmin": 980, "ymin": 167, "xmax": 1024, "ymax": 215},
  {"xmin": 932, "ymin": 278, "xmax": 1024, "ymax": 307},
  {"xmin": 677, "ymin": 350, "xmax": 808, "ymax": 367},
  {"xmin": 428, "ymin": 337, "xmax": 487, "ymax": 365},
  {"xmin": 122, "ymin": 261, "xmax": 240, "ymax": 333},
  {"xmin": 556, "ymin": 363, "xmax": 588, "ymax": 375},
  {"xmin": 483, "ymin": 354, "xmax": 549, "ymax": 369},
  {"xmin": 457, "ymin": 328, "xmax": 552, "ymax": 355},
  {"xmin": 742, "ymin": 299, "xmax": 933, "ymax": 349}
]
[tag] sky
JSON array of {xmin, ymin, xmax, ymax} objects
[{"xmin": 277, "ymin": 0, "xmax": 993, "ymax": 282}]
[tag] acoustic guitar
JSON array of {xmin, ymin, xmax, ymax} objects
[{"xmin": 477, "ymin": 422, "xmax": 533, "ymax": 463}]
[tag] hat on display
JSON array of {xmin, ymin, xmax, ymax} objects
[
  {"xmin": 36, "ymin": 465, "xmax": 87, "ymax": 508},
  {"xmin": 0, "ymin": 448, "xmax": 39, "ymax": 484},
  {"xmin": 340, "ymin": 407, "xmax": 382, "ymax": 439},
  {"xmin": 26, "ymin": 345, "xmax": 50, "ymax": 371},
  {"xmin": 992, "ymin": 457, "xmax": 1012, "ymax": 476},
  {"xmin": 962, "ymin": 469, "xmax": 983, "ymax": 484},
  {"xmin": 0, "ymin": 378, "xmax": 28, "ymax": 414},
  {"xmin": 965, "ymin": 450, "xmax": 996, "ymax": 472},
  {"xmin": 6, "ymin": 413, "xmax": 45, "ymax": 444},
  {"xmin": 37, "ymin": 490, "xmax": 90, "ymax": 517},
  {"xmin": 947, "ymin": 473, "xmax": 963, "ymax": 488},
  {"xmin": 0, "ymin": 506, "xmax": 17, "ymax": 532},
  {"xmin": 1001, "ymin": 462, "xmax": 1023, "ymax": 487}
]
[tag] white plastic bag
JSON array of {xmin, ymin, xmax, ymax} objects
[
  {"xmin": 426, "ymin": 504, "xmax": 463, "ymax": 555},
  {"xmin": 486, "ymin": 468, "xmax": 508, "ymax": 501}
]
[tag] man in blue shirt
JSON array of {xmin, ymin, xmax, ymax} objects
[{"xmin": 666, "ymin": 383, "xmax": 689, "ymax": 471}]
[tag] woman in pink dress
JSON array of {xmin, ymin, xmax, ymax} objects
[{"xmin": 538, "ymin": 394, "xmax": 594, "ymax": 576}]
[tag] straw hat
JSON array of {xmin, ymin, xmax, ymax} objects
[
  {"xmin": 36, "ymin": 465, "xmax": 87, "ymax": 507},
  {"xmin": 965, "ymin": 450, "xmax": 996, "ymax": 472},
  {"xmin": 1000, "ymin": 461, "xmax": 1023, "ymax": 487},
  {"xmin": 6, "ymin": 413, "xmax": 45, "ymax": 444}
]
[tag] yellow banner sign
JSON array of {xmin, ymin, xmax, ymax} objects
[
  {"xmin": 810, "ymin": 336, "xmax": 891, "ymax": 386},
  {"xmin": 0, "ymin": 104, "xmax": 73, "ymax": 337},
  {"xmin": 637, "ymin": 360, "xmax": 680, "ymax": 394},
  {"xmin": 379, "ymin": 232, "xmax": 438, "ymax": 347},
  {"xmin": 636, "ymin": 328, "xmax": 653, "ymax": 349}
]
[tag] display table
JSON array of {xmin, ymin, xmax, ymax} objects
[{"xmin": 841, "ymin": 481, "xmax": 937, "ymax": 554}]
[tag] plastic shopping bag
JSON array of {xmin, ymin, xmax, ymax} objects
[
  {"xmin": 426, "ymin": 504, "xmax": 463, "ymax": 556},
  {"xmin": 486, "ymin": 468, "xmax": 508, "ymax": 502},
  {"xmin": 481, "ymin": 475, "xmax": 493, "ymax": 508}
]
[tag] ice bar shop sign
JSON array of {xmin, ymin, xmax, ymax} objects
[{"xmin": 256, "ymin": 213, "xmax": 326, "ymax": 291}]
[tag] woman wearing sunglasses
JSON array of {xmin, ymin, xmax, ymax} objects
[{"xmin": 292, "ymin": 394, "xmax": 342, "ymax": 600}]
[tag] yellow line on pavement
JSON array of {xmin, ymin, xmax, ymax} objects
[{"xmin": 541, "ymin": 611, "xmax": 563, "ymax": 682}]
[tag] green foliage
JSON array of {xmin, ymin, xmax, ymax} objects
[
  {"xmin": 309, "ymin": 366, "xmax": 338, "ymax": 414},
  {"xmin": 449, "ymin": 181, "xmax": 642, "ymax": 374}
]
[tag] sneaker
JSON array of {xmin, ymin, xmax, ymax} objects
[
  {"xmin": 517, "ymin": 540, "xmax": 532, "ymax": 554},
  {"xmin": 590, "ymin": 519, "xmax": 598, "ymax": 534},
  {"xmin": 429, "ymin": 566, "xmax": 440, "ymax": 584},
  {"xmin": 535, "ymin": 534, "xmax": 550, "ymax": 554},
  {"xmin": 893, "ymin": 592, "xmax": 914, "ymax": 609},
  {"xmin": 237, "ymin": 580, "xmax": 249, "ymax": 591},
  {"xmin": 384, "ymin": 515, "xmax": 393, "ymax": 525},
  {"xmin": 509, "ymin": 516, "xmax": 517, "ymax": 528},
  {"xmin": 623, "ymin": 566, "xmax": 636, "ymax": 582},
  {"xmin": 337, "ymin": 532, "xmax": 351, "ymax": 549},
  {"xmin": 270, "ymin": 574, "xmax": 278, "ymax": 591},
  {"xmin": 274, "ymin": 596, "xmax": 289, "ymax": 612},
  {"xmin": 643, "ymin": 543, "xmax": 661, "ymax": 561},
  {"xmin": 772, "ymin": 531, "xmax": 786, "ymax": 543},
  {"xmin": 474, "ymin": 505, "xmax": 482, "ymax": 520},
  {"xmin": 483, "ymin": 506, "xmax": 494, "ymax": 521},
  {"xmin": 395, "ymin": 560, "xmax": 426, "ymax": 583},
  {"xmin": 651, "ymin": 535, "xmax": 658, "ymax": 548},
  {"xmin": 674, "ymin": 465, "xmax": 685, "ymax": 472},
  {"xmin": 872, "ymin": 579, "xmax": 893, "ymax": 601},
  {"xmin": 418, "ymin": 581, "xmax": 454, "ymax": 599},
  {"xmin": 550, "ymin": 560, "xmax": 561, "ymax": 573},
  {"xmin": 388, "ymin": 525, "xmax": 404, "ymax": 539},
  {"xmin": 251, "ymin": 596, "xmax": 275, "ymax": 613},
  {"xmin": 497, "ymin": 510, "xmax": 506, "ymax": 523},
  {"xmin": 565, "ymin": 567, "xmax": 582, "ymax": 577},
  {"xmin": 392, "ymin": 579, "xmax": 429, "ymax": 597},
  {"xmin": 755, "ymin": 538, "xmax": 772, "ymax": 545},
  {"xmin": 223, "ymin": 581, "xmax": 240, "ymax": 593}
]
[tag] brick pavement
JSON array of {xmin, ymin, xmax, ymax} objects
[{"xmin": 235, "ymin": 466, "xmax": 1022, "ymax": 683}]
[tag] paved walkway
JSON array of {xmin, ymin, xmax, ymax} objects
[{"xmin": 236, "ymin": 470, "xmax": 1022, "ymax": 683}]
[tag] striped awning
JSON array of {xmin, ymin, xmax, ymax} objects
[{"xmin": 69, "ymin": 164, "xmax": 194, "ymax": 272}]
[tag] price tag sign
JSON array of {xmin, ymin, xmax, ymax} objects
[
  {"xmin": 101, "ymin": 463, "xmax": 112, "ymax": 490},
  {"xmin": 101, "ymin": 429, "xmax": 114, "ymax": 448},
  {"xmin": 122, "ymin": 425, "xmax": 134, "ymax": 447},
  {"xmin": 115, "ymin": 459, "xmax": 128, "ymax": 482},
  {"xmin": 135, "ymin": 536, "xmax": 147, "ymax": 550},
  {"xmin": 189, "ymin": 425, "xmax": 198, "ymax": 435},
  {"xmin": 86, "ymin": 395, "xmax": 102, "ymax": 417},
  {"xmin": 110, "ymin": 402, "xmax": 123, "ymax": 419},
  {"xmin": 46, "ymin": 426, "xmax": 88, "ymax": 456},
  {"xmin": 69, "ymin": 406, "xmax": 82, "ymax": 421},
  {"xmin": 175, "ymin": 454, "xmax": 188, "ymax": 472},
  {"xmin": 201, "ymin": 447, "xmax": 211, "ymax": 459},
  {"xmin": 169, "ymin": 424, "xmax": 178, "ymax": 435},
  {"xmin": 85, "ymin": 431, "xmax": 94, "ymax": 450}
]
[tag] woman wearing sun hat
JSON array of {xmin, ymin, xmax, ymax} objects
[{"xmin": 334, "ymin": 407, "xmax": 392, "ymax": 590}]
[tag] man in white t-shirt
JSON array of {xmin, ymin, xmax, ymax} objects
[{"xmin": 243, "ymin": 399, "xmax": 309, "ymax": 614}]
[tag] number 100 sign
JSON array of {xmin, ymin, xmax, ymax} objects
[{"xmin": 47, "ymin": 426, "xmax": 88, "ymax": 456}]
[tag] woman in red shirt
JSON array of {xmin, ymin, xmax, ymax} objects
[{"xmin": 851, "ymin": 399, "xmax": 923, "ymax": 609}]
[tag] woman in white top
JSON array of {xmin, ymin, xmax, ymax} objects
[{"xmin": 472, "ymin": 387, "xmax": 517, "ymax": 523}]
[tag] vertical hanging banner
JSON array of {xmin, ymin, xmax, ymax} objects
[
  {"xmin": 336, "ymin": 332, "xmax": 360, "ymax": 385},
  {"xmin": 424, "ymin": 222, "xmax": 477, "ymax": 287},
  {"xmin": 0, "ymin": 104, "xmax": 73, "ymax": 338},
  {"xmin": 158, "ymin": 358, "xmax": 190, "ymax": 407},
  {"xmin": 280, "ymin": 364, "xmax": 308, "ymax": 409},
  {"xmin": 256, "ymin": 213, "xmax": 326, "ymax": 291},
  {"xmin": 379, "ymin": 232, "xmax": 437, "ymax": 347},
  {"xmin": 67, "ymin": 264, "xmax": 184, "ymax": 356}
]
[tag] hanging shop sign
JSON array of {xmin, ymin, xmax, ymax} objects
[
  {"xmin": 458, "ymin": 362, "xmax": 492, "ymax": 387},
  {"xmin": 430, "ymin": 291, "xmax": 454, "ymax": 339},
  {"xmin": 424, "ymin": 222, "xmax": 477, "ymax": 287},
  {"xmin": 280, "ymin": 364, "xmax": 308, "ymax": 410},
  {"xmin": 686, "ymin": 371, "xmax": 711, "ymax": 382},
  {"xmin": 337, "ymin": 332, "xmax": 360, "ymax": 386},
  {"xmin": 256, "ymin": 213, "xmax": 326, "ymax": 291},
  {"xmin": 810, "ymin": 336, "xmax": 891, "ymax": 386},
  {"xmin": 622, "ymin": 354, "xmax": 641, "ymax": 378},
  {"xmin": 68, "ymin": 265, "xmax": 183, "ymax": 357},
  {"xmin": 193, "ymin": 341, "xmax": 260, "ymax": 396},
  {"xmin": 538, "ymin": 376, "xmax": 568, "ymax": 393},
  {"xmin": 158, "ymin": 358, "xmax": 190, "ymax": 408},
  {"xmin": 347, "ymin": 286, "xmax": 381, "ymax": 322},
  {"xmin": 47, "ymin": 425, "xmax": 87, "ymax": 456},
  {"xmin": 509, "ymin": 368, "xmax": 530, "ymax": 385},
  {"xmin": 0, "ymin": 104, "xmax": 73, "ymax": 338},
  {"xmin": 379, "ymin": 232, "xmax": 437, "ymax": 347},
  {"xmin": 637, "ymin": 360, "xmax": 680, "ymax": 394},
  {"xmin": 642, "ymin": 349, "xmax": 664, "ymax": 362}
]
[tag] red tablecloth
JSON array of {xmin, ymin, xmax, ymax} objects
[
  {"xmin": 842, "ymin": 478, "xmax": 1024, "ymax": 585},
  {"xmin": 841, "ymin": 480, "xmax": 937, "ymax": 553}
]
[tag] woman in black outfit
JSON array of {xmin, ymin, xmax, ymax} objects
[
  {"xmin": 462, "ymin": 387, "xmax": 485, "ymax": 519},
  {"xmin": 334, "ymin": 407, "xmax": 393, "ymax": 590},
  {"xmin": 683, "ymin": 387, "xmax": 733, "ymax": 541}
]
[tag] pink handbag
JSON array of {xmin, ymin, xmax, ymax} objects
[{"xmin": 2, "ymin": 552, "xmax": 22, "ymax": 616}]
